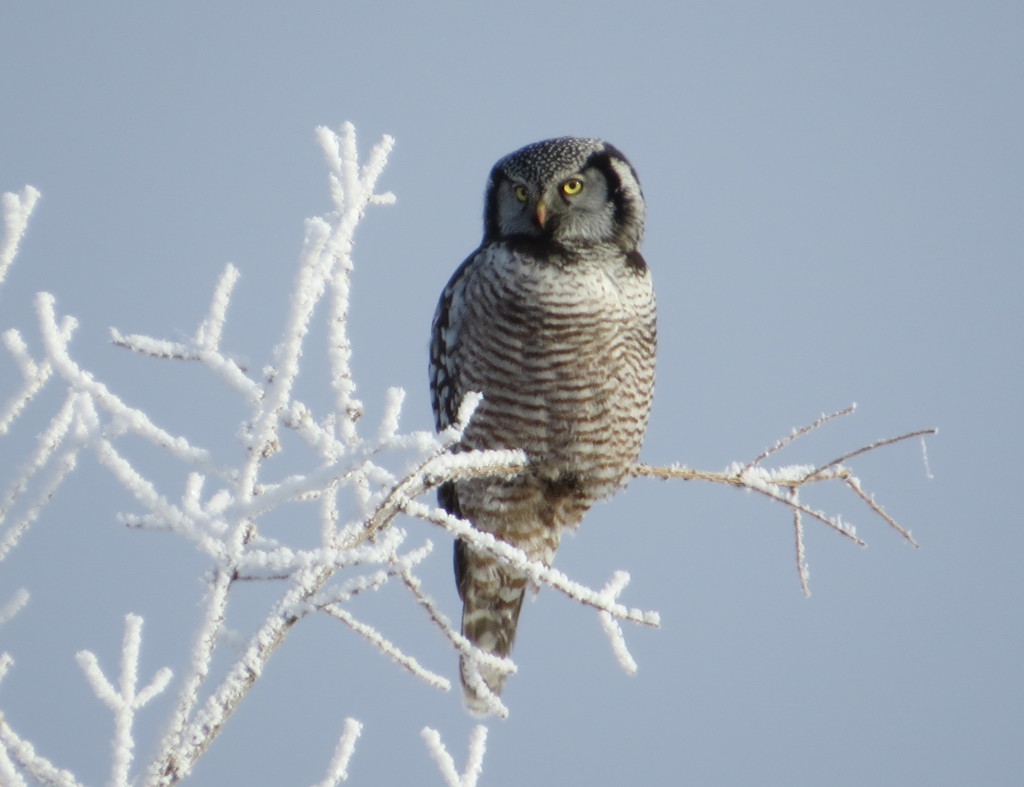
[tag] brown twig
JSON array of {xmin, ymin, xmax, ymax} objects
[{"xmin": 632, "ymin": 409, "xmax": 936, "ymax": 589}]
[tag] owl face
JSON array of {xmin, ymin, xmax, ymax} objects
[{"xmin": 483, "ymin": 137, "xmax": 645, "ymax": 252}]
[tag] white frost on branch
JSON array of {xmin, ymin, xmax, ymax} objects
[
  {"xmin": 0, "ymin": 186, "xmax": 41, "ymax": 290},
  {"xmin": 920, "ymin": 433, "xmax": 936, "ymax": 480},
  {"xmin": 310, "ymin": 718, "xmax": 363, "ymax": 787},
  {"xmin": 0, "ymin": 744, "xmax": 27, "ymax": 787},
  {"xmin": 421, "ymin": 726, "xmax": 488, "ymax": 787},
  {"xmin": 0, "ymin": 588, "xmax": 29, "ymax": 628},
  {"xmin": 0, "ymin": 316, "xmax": 75, "ymax": 437},
  {"xmin": 76, "ymin": 614, "xmax": 173, "ymax": 787},
  {"xmin": 0, "ymin": 718, "xmax": 83, "ymax": 787},
  {"xmin": 0, "ymin": 391, "xmax": 82, "ymax": 562},
  {"xmin": 597, "ymin": 571, "xmax": 640, "ymax": 674},
  {"xmin": 408, "ymin": 499, "xmax": 660, "ymax": 628}
]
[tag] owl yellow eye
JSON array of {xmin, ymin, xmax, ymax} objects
[
  {"xmin": 561, "ymin": 178, "xmax": 584, "ymax": 196},
  {"xmin": 513, "ymin": 185, "xmax": 529, "ymax": 202}
]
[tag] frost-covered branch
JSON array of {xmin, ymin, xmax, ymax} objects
[
  {"xmin": 310, "ymin": 719, "xmax": 362, "ymax": 787},
  {"xmin": 0, "ymin": 186, "xmax": 40, "ymax": 290},
  {"xmin": 421, "ymin": 726, "xmax": 488, "ymax": 787},
  {"xmin": 0, "ymin": 382, "xmax": 82, "ymax": 565},
  {"xmin": 76, "ymin": 615, "xmax": 172, "ymax": 787},
  {"xmin": 323, "ymin": 601, "xmax": 451, "ymax": 690},
  {"xmin": 0, "ymin": 588, "xmax": 29, "ymax": 627},
  {"xmin": 408, "ymin": 498, "xmax": 660, "ymax": 628},
  {"xmin": 597, "ymin": 571, "xmax": 641, "ymax": 674},
  {"xmin": 633, "ymin": 405, "xmax": 936, "ymax": 594},
  {"xmin": 0, "ymin": 125, "xmax": 410, "ymax": 786},
  {"xmin": 0, "ymin": 717, "xmax": 83, "ymax": 787},
  {"xmin": 0, "ymin": 318, "xmax": 74, "ymax": 436},
  {"xmin": 0, "ymin": 744, "xmax": 27, "ymax": 787}
]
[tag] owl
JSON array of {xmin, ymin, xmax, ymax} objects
[{"xmin": 429, "ymin": 137, "xmax": 656, "ymax": 713}]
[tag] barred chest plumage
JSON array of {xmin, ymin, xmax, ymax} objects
[{"xmin": 444, "ymin": 237, "xmax": 656, "ymax": 534}]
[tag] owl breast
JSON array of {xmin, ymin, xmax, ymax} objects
[{"xmin": 449, "ymin": 240, "xmax": 656, "ymax": 530}]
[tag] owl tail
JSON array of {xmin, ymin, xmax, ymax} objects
[{"xmin": 455, "ymin": 539, "xmax": 527, "ymax": 715}]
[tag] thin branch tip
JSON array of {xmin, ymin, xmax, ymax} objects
[{"xmin": 634, "ymin": 410, "xmax": 929, "ymax": 590}]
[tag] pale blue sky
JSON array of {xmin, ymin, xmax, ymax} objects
[{"xmin": 1, "ymin": 2, "xmax": 1021, "ymax": 784}]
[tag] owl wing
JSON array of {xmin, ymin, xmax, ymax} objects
[
  {"xmin": 429, "ymin": 250, "xmax": 481, "ymax": 432},
  {"xmin": 430, "ymin": 249, "xmax": 486, "ymax": 537}
]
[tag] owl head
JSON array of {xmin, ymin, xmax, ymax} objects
[{"xmin": 483, "ymin": 137, "xmax": 645, "ymax": 252}]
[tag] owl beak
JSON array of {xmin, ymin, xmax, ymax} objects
[{"xmin": 535, "ymin": 199, "xmax": 548, "ymax": 229}]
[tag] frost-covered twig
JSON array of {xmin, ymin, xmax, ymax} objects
[
  {"xmin": 399, "ymin": 564, "xmax": 512, "ymax": 718},
  {"xmin": 597, "ymin": 571, "xmax": 639, "ymax": 674},
  {"xmin": 76, "ymin": 614, "xmax": 172, "ymax": 787},
  {"xmin": 407, "ymin": 499, "xmax": 660, "ymax": 628},
  {"xmin": 0, "ymin": 317, "xmax": 74, "ymax": 436},
  {"xmin": 362, "ymin": 447, "xmax": 528, "ymax": 542},
  {"xmin": 0, "ymin": 588, "xmax": 29, "ymax": 627},
  {"xmin": 0, "ymin": 392, "xmax": 84, "ymax": 562},
  {"xmin": 0, "ymin": 717, "xmax": 83, "ymax": 787},
  {"xmin": 153, "ymin": 568, "xmax": 232, "ymax": 784},
  {"xmin": 37, "ymin": 293, "xmax": 230, "ymax": 481},
  {"xmin": 109, "ymin": 263, "xmax": 257, "ymax": 399},
  {"xmin": 318, "ymin": 123, "xmax": 396, "ymax": 442},
  {"xmin": 0, "ymin": 186, "xmax": 41, "ymax": 290},
  {"xmin": 396, "ymin": 497, "xmax": 659, "ymax": 715},
  {"xmin": 421, "ymin": 726, "xmax": 488, "ymax": 787},
  {"xmin": 0, "ymin": 743, "xmax": 27, "ymax": 787},
  {"xmin": 634, "ymin": 407, "xmax": 936, "ymax": 591},
  {"xmin": 310, "ymin": 719, "xmax": 362, "ymax": 787},
  {"xmin": 323, "ymin": 603, "xmax": 450, "ymax": 690},
  {"xmin": 792, "ymin": 496, "xmax": 810, "ymax": 596},
  {"xmin": 741, "ymin": 404, "xmax": 856, "ymax": 473}
]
